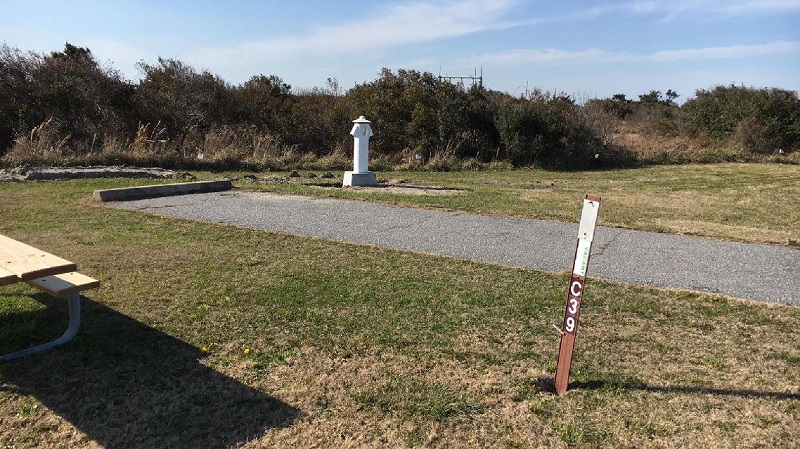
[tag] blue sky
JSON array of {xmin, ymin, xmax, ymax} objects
[{"xmin": 2, "ymin": 0, "xmax": 799, "ymax": 102}]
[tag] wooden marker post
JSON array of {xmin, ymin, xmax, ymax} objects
[{"xmin": 555, "ymin": 195, "xmax": 601, "ymax": 395}]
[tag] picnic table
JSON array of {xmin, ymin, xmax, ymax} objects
[{"xmin": 0, "ymin": 234, "xmax": 99, "ymax": 361}]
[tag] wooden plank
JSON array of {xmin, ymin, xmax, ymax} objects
[
  {"xmin": 0, "ymin": 235, "xmax": 76, "ymax": 281},
  {"xmin": 26, "ymin": 272, "xmax": 100, "ymax": 298},
  {"xmin": 0, "ymin": 266, "xmax": 19, "ymax": 286}
]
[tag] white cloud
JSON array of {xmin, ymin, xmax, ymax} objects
[
  {"xmin": 580, "ymin": 1, "xmax": 660, "ymax": 18},
  {"xmin": 479, "ymin": 48, "xmax": 632, "ymax": 66},
  {"xmin": 577, "ymin": 0, "xmax": 800, "ymax": 22},
  {"xmin": 476, "ymin": 40, "xmax": 800, "ymax": 66},
  {"xmin": 190, "ymin": 0, "xmax": 523, "ymax": 70},
  {"xmin": 718, "ymin": 0, "xmax": 800, "ymax": 15},
  {"xmin": 650, "ymin": 40, "xmax": 800, "ymax": 61}
]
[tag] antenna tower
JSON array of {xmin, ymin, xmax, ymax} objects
[{"xmin": 438, "ymin": 67, "xmax": 483, "ymax": 88}]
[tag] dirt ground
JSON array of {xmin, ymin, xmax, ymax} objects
[
  {"xmin": 240, "ymin": 172, "xmax": 464, "ymax": 196},
  {"xmin": 326, "ymin": 183, "xmax": 464, "ymax": 196},
  {"xmin": 0, "ymin": 166, "xmax": 192, "ymax": 182},
  {"xmin": 0, "ymin": 166, "xmax": 462, "ymax": 196}
]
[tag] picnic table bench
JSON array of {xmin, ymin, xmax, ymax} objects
[{"xmin": 0, "ymin": 234, "xmax": 99, "ymax": 361}]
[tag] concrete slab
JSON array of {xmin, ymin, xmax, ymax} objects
[{"xmin": 343, "ymin": 171, "xmax": 378, "ymax": 187}]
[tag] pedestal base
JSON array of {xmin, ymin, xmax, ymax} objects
[{"xmin": 343, "ymin": 171, "xmax": 378, "ymax": 187}]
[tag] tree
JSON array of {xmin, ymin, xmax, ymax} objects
[
  {"xmin": 611, "ymin": 93, "xmax": 629, "ymax": 103},
  {"xmin": 665, "ymin": 89, "xmax": 679, "ymax": 106},
  {"xmin": 136, "ymin": 58, "xmax": 235, "ymax": 147},
  {"xmin": 638, "ymin": 90, "xmax": 662, "ymax": 104},
  {"xmin": 237, "ymin": 74, "xmax": 293, "ymax": 135},
  {"xmin": 346, "ymin": 68, "xmax": 439, "ymax": 155},
  {"xmin": 496, "ymin": 94, "xmax": 601, "ymax": 169},
  {"xmin": 0, "ymin": 43, "xmax": 135, "ymax": 153},
  {"xmin": 42, "ymin": 44, "xmax": 136, "ymax": 143},
  {"xmin": 0, "ymin": 45, "xmax": 39, "ymax": 152},
  {"xmin": 434, "ymin": 83, "xmax": 499, "ymax": 161},
  {"xmin": 586, "ymin": 93, "xmax": 632, "ymax": 119}
]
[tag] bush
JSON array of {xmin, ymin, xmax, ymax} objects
[
  {"xmin": 1, "ymin": 43, "xmax": 137, "ymax": 159},
  {"xmin": 344, "ymin": 69, "xmax": 500, "ymax": 162},
  {"xmin": 683, "ymin": 85, "xmax": 800, "ymax": 153},
  {"xmin": 495, "ymin": 94, "xmax": 602, "ymax": 169},
  {"xmin": 11, "ymin": 42, "xmax": 799, "ymax": 170},
  {"xmin": 585, "ymin": 97, "xmax": 632, "ymax": 120},
  {"xmin": 0, "ymin": 46, "xmax": 38, "ymax": 153},
  {"xmin": 136, "ymin": 58, "xmax": 237, "ymax": 148}
]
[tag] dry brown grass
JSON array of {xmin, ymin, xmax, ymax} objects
[
  {"xmin": 610, "ymin": 125, "xmax": 741, "ymax": 164},
  {"xmin": 4, "ymin": 118, "xmax": 73, "ymax": 165},
  {"xmin": 5, "ymin": 104, "xmax": 799, "ymax": 172},
  {"xmin": 609, "ymin": 120, "xmax": 800, "ymax": 165}
]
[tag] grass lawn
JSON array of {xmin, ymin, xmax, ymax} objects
[{"xmin": 0, "ymin": 165, "xmax": 798, "ymax": 448}]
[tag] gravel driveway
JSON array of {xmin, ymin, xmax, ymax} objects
[{"xmin": 115, "ymin": 190, "xmax": 799, "ymax": 306}]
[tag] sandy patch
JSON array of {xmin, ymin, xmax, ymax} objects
[{"xmin": 0, "ymin": 166, "xmax": 192, "ymax": 181}]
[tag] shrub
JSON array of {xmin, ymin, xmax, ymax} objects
[
  {"xmin": 237, "ymin": 74, "xmax": 293, "ymax": 136},
  {"xmin": 345, "ymin": 69, "xmax": 500, "ymax": 162},
  {"xmin": 731, "ymin": 116, "xmax": 781, "ymax": 154},
  {"xmin": 683, "ymin": 85, "xmax": 800, "ymax": 153},
  {"xmin": 11, "ymin": 42, "xmax": 799, "ymax": 170},
  {"xmin": 136, "ymin": 58, "xmax": 237, "ymax": 148},
  {"xmin": 495, "ymin": 94, "xmax": 602, "ymax": 169},
  {"xmin": 585, "ymin": 97, "xmax": 632, "ymax": 120},
  {"xmin": 1, "ymin": 43, "xmax": 136, "ymax": 157},
  {"xmin": 0, "ymin": 46, "xmax": 39, "ymax": 153}
]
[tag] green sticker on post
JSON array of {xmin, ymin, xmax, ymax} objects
[{"xmin": 573, "ymin": 239, "xmax": 591, "ymax": 277}]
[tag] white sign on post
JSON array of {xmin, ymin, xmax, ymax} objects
[{"xmin": 555, "ymin": 195, "xmax": 601, "ymax": 395}]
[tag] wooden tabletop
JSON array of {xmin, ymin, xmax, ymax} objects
[
  {"xmin": 0, "ymin": 234, "xmax": 77, "ymax": 283},
  {"xmin": 0, "ymin": 266, "xmax": 18, "ymax": 286}
]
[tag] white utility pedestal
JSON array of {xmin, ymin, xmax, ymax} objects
[{"xmin": 343, "ymin": 115, "xmax": 378, "ymax": 187}]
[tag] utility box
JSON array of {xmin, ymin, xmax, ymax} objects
[{"xmin": 343, "ymin": 116, "xmax": 378, "ymax": 187}]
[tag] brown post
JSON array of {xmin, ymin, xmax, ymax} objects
[{"xmin": 555, "ymin": 195, "xmax": 601, "ymax": 395}]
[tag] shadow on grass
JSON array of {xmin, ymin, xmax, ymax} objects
[
  {"xmin": 535, "ymin": 377, "xmax": 799, "ymax": 401},
  {"xmin": 0, "ymin": 294, "xmax": 301, "ymax": 448}
]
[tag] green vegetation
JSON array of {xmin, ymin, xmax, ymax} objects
[
  {"xmin": 2, "ymin": 43, "xmax": 799, "ymax": 172},
  {"xmin": 0, "ymin": 173, "xmax": 798, "ymax": 447},
  {"xmin": 683, "ymin": 85, "xmax": 800, "ymax": 153},
  {"xmin": 353, "ymin": 376, "xmax": 482, "ymax": 422}
]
